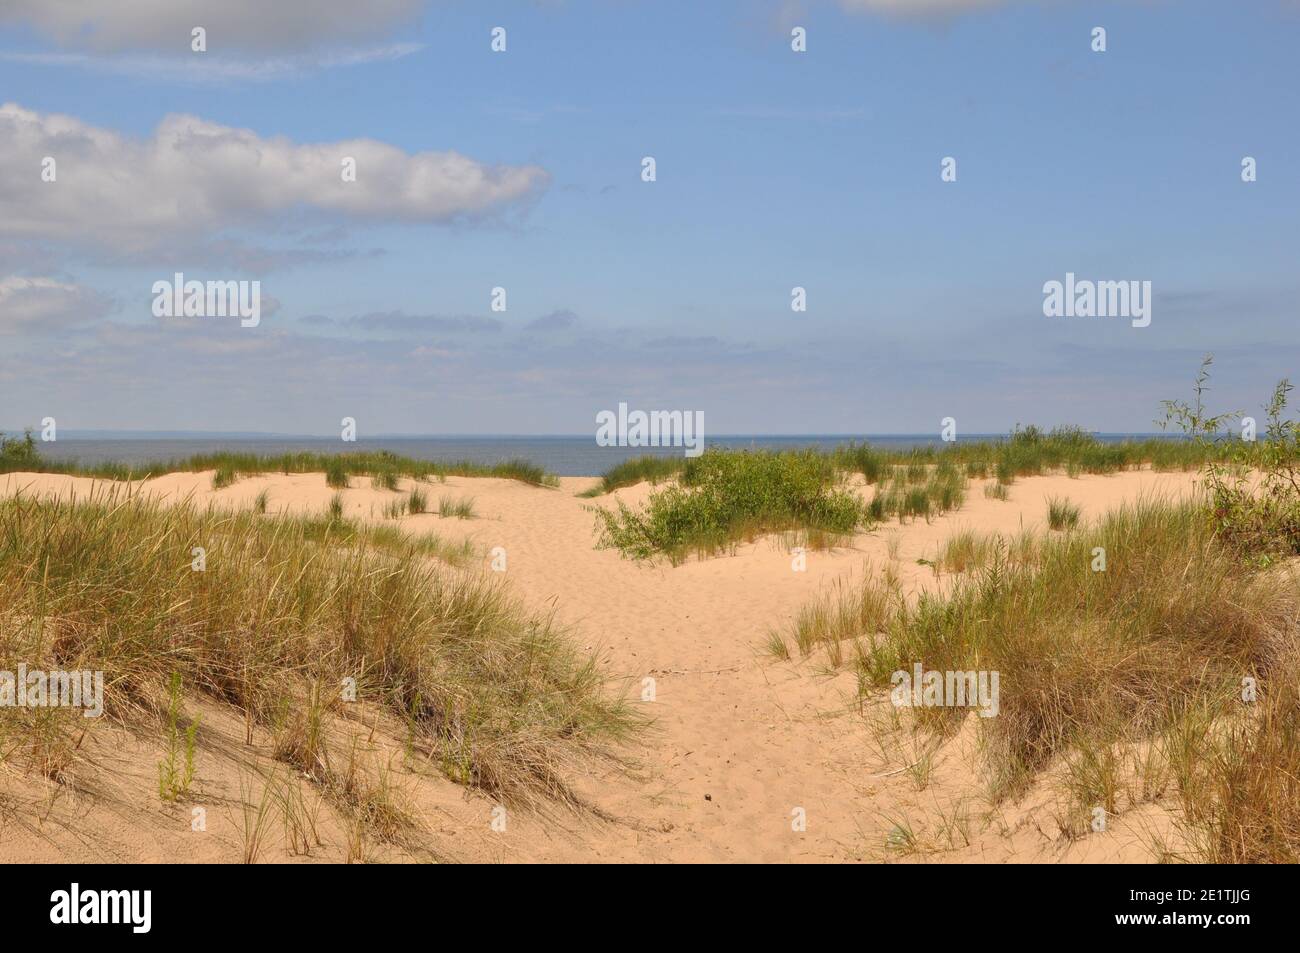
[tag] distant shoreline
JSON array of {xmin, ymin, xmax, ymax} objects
[{"xmin": 17, "ymin": 433, "xmax": 1192, "ymax": 479}]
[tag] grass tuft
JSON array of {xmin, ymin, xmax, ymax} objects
[
  {"xmin": 1047, "ymin": 496, "xmax": 1081, "ymax": 531},
  {"xmin": 437, "ymin": 495, "xmax": 477, "ymax": 519}
]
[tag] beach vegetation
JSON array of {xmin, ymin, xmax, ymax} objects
[
  {"xmin": 593, "ymin": 449, "xmax": 866, "ymax": 564},
  {"xmin": 0, "ymin": 488, "xmax": 635, "ymax": 823}
]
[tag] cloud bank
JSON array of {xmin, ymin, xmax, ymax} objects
[
  {"xmin": 0, "ymin": 103, "xmax": 550, "ymax": 252},
  {"xmin": 0, "ymin": 0, "xmax": 425, "ymax": 52},
  {"xmin": 0, "ymin": 276, "xmax": 112, "ymax": 335}
]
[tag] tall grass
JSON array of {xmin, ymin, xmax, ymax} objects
[
  {"xmin": 1046, "ymin": 496, "xmax": 1081, "ymax": 531},
  {"xmin": 834, "ymin": 443, "xmax": 887, "ymax": 484},
  {"xmin": 325, "ymin": 459, "xmax": 349, "ymax": 489},
  {"xmin": 212, "ymin": 464, "xmax": 237, "ymax": 489},
  {"xmin": 775, "ymin": 574, "xmax": 895, "ymax": 663},
  {"xmin": 581, "ymin": 456, "xmax": 688, "ymax": 496},
  {"xmin": 935, "ymin": 529, "xmax": 1000, "ymax": 574},
  {"xmin": 867, "ymin": 462, "xmax": 965, "ymax": 523},
  {"xmin": 0, "ymin": 488, "xmax": 633, "ymax": 805},
  {"xmin": 778, "ymin": 498, "xmax": 1300, "ymax": 859}
]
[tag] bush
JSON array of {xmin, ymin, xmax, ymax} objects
[
  {"xmin": 0, "ymin": 429, "xmax": 38, "ymax": 471},
  {"xmin": 594, "ymin": 449, "xmax": 865, "ymax": 563}
]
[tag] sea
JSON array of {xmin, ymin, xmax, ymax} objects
[{"xmin": 29, "ymin": 433, "xmax": 1181, "ymax": 478}]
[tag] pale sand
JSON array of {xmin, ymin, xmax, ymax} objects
[{"xmin": 0, "ymin": 467, "xmax": 1203, "ymax": 863}]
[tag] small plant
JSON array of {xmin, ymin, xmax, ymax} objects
[
  {"xmin": 764, "ymin": 629, "xmax": 792, "ymax": 660},
  {"xmin": 373, "ymin": 468, "xmax": 400, "ymax": 491},
  {"xmin": 327, "ymin": 491, "xmax": 345, "ymax": 523},
  {"xmin": 437, "ymin": 495, "xmax": 476, "ymax": 519},
  {"xmin": 382, "ymin": 497, "xmax": 408, "ymax": 519},
  {"xmin": 270, "ymin": 771, "xmax": 323, "ymax": 857},
  {"xmin": 212, "ymin": 464, "xmax": 237, "ymax": 489},
  {"xmin": 158, "ymin": 672, "xmax": 199, "ymax": 803},
  {"xmin": 407, "ymin": 487, "xmax": 427, "ymax": 514},
  {"xmin": 984, "ymin": 482, "xmax": 1009, "ymax": 501},
  {"xmin": 325, "ymin": 459, "xmax": 349, "ymax": 489},
  {"xmin": 1046, "ymin": 496, "xmax": 1081, "ymax": 531},
  {"xmin": 253, "ymin": 489, "xmax": 269, "ymax": 514},
  {"xmin": 238, "ymin": 771, "xmax": 277, "ymax": 865},
  {"xmin": 1162, "ymin": 357, "xmax": 1300, "ymax": 557}
]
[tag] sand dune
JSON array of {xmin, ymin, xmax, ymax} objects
[{"xmin": 0, "ymin": 467, "xmax": 1202, "ymax": 862}]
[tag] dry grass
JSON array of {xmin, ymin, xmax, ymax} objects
[
  {"xmin": 935, "ymin": 529, "xmax": 1000, "ymax": 575},
  {"xmin": 770, "ymin": 571, "xmax": 897, "ymax": 662},
  {"xmin": 0, "ymin": 487, "xmax": 637, "ymax": 819},
  {"xmin": 777, "ymin": 497, "xmax": 1300, "ymax": 861}
]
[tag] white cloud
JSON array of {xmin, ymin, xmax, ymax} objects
[
  {"xmin": 0, "ymin": 0, "xmax": 425, "ymax": 52},
  {"xmin": 0, "ymin": 103, "xmax": 550, "ymax": 252},
  {"xmin": 0, "ymin": 276, "xmax": 112, "ymax": 334}
]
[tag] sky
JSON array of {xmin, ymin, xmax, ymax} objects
[{"xmin": 0, "ymin": 0, "xmax": 1297, "ymax": 436}]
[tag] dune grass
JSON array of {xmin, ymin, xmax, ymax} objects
[
  {"xmin": 579, "ymin": 456, "xmax": 688, "ymax": 496},
  {"xmin": 935, "ymin": 528, "xmax": 1001, "ymax": 574},
  {"xmin": 0, "ymin": 487, "xmax": 632, "ymax": 810},
  {"xmin": 593, "ymin": 449, "xmax": 867, "ymax": 564},
  {"xmin": 1046, "ymin": 496, "xmax": 1081, "ymax": 531},
  {"xmin": 437, "ymin": 495, "xmax": 477, "ymax": 520},
  {"xmin": 839, "ymin": 427, "xmax": 1218, "ymax": 483},
  {"xmin": 585, "ymin": 429, "xmax": 1220, "ymax": 555},
  {"xmin": 775, "ymin": 498, "xmax": 1300, "ymax": 859},
  {"xmin": 0, "ymin": 445, "xmax": 559, "ymax": 488},
  {"xmin": 777, "ymin": 574, "xmax": 895, "ymax": 666},
  {"xmin": 834, "ymin": 443, "xmax": 887, "ymax": 484},
  {"xmin": 591, "ymin": 430, "xmax": 1213, "ymax": 500},
  {"xmin": 372, "ymin": 467, "xmax": 400, "ymax": 491},
  {"xmin": 325, "ymin": 459, "xmax": 350, "ymax": 489},
  {"xmin": 766, "ymin": 365, "xmax": 1300, "ymax": 860},
  {"xmin": 867, "ymin": 461, "xmax": 966, "ymax": 524},
  {"xmin": 589, "ymin": 426, "xmax": 1206, "ymax": 562}
]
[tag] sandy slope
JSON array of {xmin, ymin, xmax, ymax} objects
[{"xmin": 0, "ymin": 467, "xmax": 1202, "ymax": 863}]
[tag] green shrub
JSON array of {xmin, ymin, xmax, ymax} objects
[{"xmin": 594, "ymin": 449, "xmax": 866, "ymax": 563}]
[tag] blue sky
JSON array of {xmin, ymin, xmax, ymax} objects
[{"xmin": 1, "ymin": 0, "xmax": 1297, "ymax": 436}]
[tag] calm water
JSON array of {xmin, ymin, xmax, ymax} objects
[{"xmin": 33, "ymin": 434, "xmax": 1178, "ymax": 477}]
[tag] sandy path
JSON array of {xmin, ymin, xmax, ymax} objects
[{"xmin": 0, "ymin": 467, "xmax": 1203, "ymax": 862}]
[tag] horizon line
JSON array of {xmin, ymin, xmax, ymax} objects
[{"xmin": 16, "ymin": 429, "xmax": 1179, "ymax": 440}]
